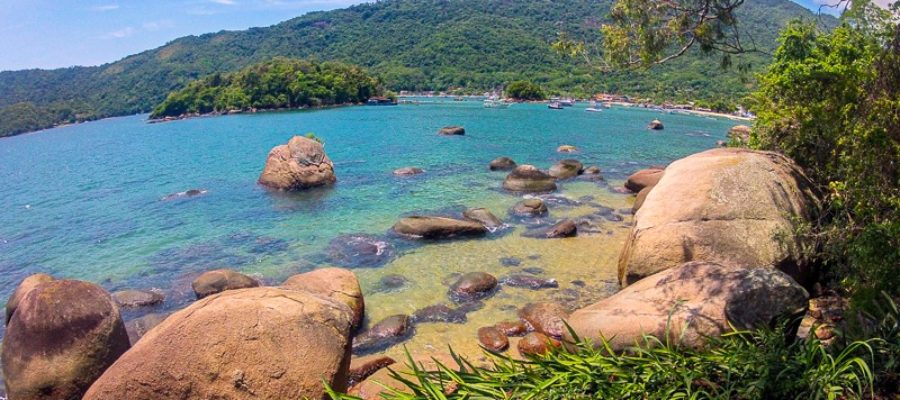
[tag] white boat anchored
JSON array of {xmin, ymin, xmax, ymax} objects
[{"xmin": 483, "ymin": 99, "xmax": 511, "ymax": 109}]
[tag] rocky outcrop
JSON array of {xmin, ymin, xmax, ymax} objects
[
  {"xmin": 648, "ymin": 119, "xmax": 664, "ymax": 130},
  {"xmin": 84, "ymin": 287, "xmax": 355, "ymax": 399},
  {"xmin": 557, "ymin": 145, "xmax": 578, "ymax": 153},
  {"xmin": 4, "ymin": 273, "xmax": 54, "ymax": 324},
  {"xmin": 111, "ymin": 290, "xmax": 163, "ymax": 308},
  {"xmin": 3, "ymin": 280, "xmax": 130, "ymax": 400},
  {"xmin": 632, "ymin": 186, "xmax": 653, "ymax": 212},
  {"xmin": 258, "ymin": 135, "xmax": 337, "ymax": 191},
  {"xmin": 548, "ymin": 159, "xmax": 584, "ymax": 179},
  {"xmin": 438, "ymin": 126, "xmax": 465, "ymax": 136},
  {"xmin": 618, "ymin": 148, "xmax": 819, "ymax": 285},
  {"xmin": 511, "ymin": 198, "xmax": 548, "ymax": 217},
  {"xmin": 503, "ymin": 165, "xmax": 557, "ymax": 193},
  {"xmin": 463, "ymin": 208, "xmax": 503, "ymax": 229},
  {"xmin": 567, "ymin": 262, "xmax": 809, "ymax": 349},
  {"xmin": 281, "ymin": 268, "xmax": 364, "ymax": 330},
  {"xmin": 393, "ymin": 216, "xmax": 488, "ymax": 239},
  {"xmin": 393, "ymin": 167, "xmax": 424, "ymax": 176},
  {"xmin": 624, "ymin": 168, "xmax": 664, "ymax": 193},
  {"xmin": 489, "ymin": 157, "xmax": 517, "ymax": 171},
  {"xmin": 191, "ymin": 269, "xmax": 259, "ymax": 299},
  {"xmin": 449, "ymin": 272, "xmax": 498, "ymax": 302}
]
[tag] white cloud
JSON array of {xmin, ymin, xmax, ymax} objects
[
  {"xmin": 92, "ymin": 4, "xmax": 120, "ymax": 12},
  {"xmin": 142, "ymin": 19, "xmax": 175, "ymax": 31},
  {"xmin": 210, "ymin": 0, "xmax": 238, "ymax": 5},
  {"xmin": 103, "ymin": 27, "xmax": 135, "ymax": 39}
]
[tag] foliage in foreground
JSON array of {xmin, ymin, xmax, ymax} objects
[
  {"xmin": 749, "ymin": 1, "xmax": 900, "ymax": 308},
  {"xmin": 149, "ymin": 58, "xmax": 380, "ymax": 118},
  {"xmin": 329, "ymin": 296, "xmax": 900, "ymax": 400}
]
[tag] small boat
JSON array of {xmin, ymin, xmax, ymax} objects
[
  {"xmin": 548, "ymin": 102, "xmax": 563, "ymax": 110},
  {"xmin": 585, "ymin": 101, "xmax": 604, "ymax": 112},
  {"xmin": 559, "ymin": 98, "xmax": 576, "ymax": 107},
  {"xmin": 484, "ymin": 99, "xmax": 511, "ymax": 109}
]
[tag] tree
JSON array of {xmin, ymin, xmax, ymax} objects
[{"xmin": 505, "ymin": 81, "xmax": 546, "ymax": 100}]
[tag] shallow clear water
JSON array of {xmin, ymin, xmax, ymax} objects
[{"xmin": 0, "ymin": 100, "xmax": 735, "ymax": 355}]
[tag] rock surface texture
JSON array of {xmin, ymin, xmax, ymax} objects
[
  {"xmin": 618, "ymin": 148, "xmax": 818, "ymax": 285},
  {"xmin": 84, "ymin": 287, "xmax": 355, "ymax": 400},
  {"xmin": 258, "ymin": 135, "xmax": 336, "ymax": 191},
  {"xmin": 2, "ymin": 280, "xmax": 130, "ymax": 400},
  {"xmin": 568, "ymin": 262, "xmax": 809, "ymax": 349}
]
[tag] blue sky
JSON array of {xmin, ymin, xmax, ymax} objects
[{"xmin": 0, "ymin": 0, "xmax": 843, "ymax": 72}]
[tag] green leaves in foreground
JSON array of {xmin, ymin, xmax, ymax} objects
[{"xmin": 330, "ymin": 320, "xmax": 884, "ymax": 400}]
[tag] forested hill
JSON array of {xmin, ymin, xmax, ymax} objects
[{"xmin": 0, "ymin": 0, "xmax": 833, "ymax": 137}]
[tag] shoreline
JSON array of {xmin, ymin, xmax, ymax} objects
[{"xmin": 146, "ymin": 102, "xmax": 363, "ymax": 124}]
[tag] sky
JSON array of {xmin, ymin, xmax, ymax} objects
[{"xmin": 0, "ymin": 0, "xmax": 873, "ymax": 72}]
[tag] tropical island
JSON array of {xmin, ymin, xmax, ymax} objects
[{"xmin": 0, "ymin": 0, "xmax": 898, "ymax": 399}]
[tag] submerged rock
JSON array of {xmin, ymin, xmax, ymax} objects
[
  {"xmin": 191, "ymin": 269, "xmax": 259, "ymax": 299},
  {"xmin": 463, "ymin": 208, "xmax": 503, "ymax": 229},
  {"xmin": 618, "ymin": 148, "xmax": 819, "ymax": 285},
  {"xmin": 494, "ymin": 320, "xmax": 528, "ymax": 337},
  {"xmin": 489, "ymin": 157, "xmax": 517, "ymax": 171},
  {"xmin": 510, "ymin": 198, "xmax": 548, "ymax": 218},
  {"xmin": 160, "ymin": 189, "xmax": 208, "ymax": 201},
  {"xmin": 449, "ymin": 272, "xmax": 498, "ymax": 303},
  {"xmin": 258, "ymin": 135, "xmax": 336, "ymax": 191},
  {"xmin": 501, "ymin": 275, "xmax": 559, "ymax": 290},
  {"xmin": 499, "ymin": 257, "xmax": 522, "ymax": 267},
  {"xmin": 545, "ymin": 219, "xmax": 577, "ymax": 238},
  {"xmin": 412, "ymin": 304, "xmax": 469, "ymax": 324},
  {"xmin": 352, "ymin": 315, "xmax": 413, "ymax": 354},
  {"xmin": 519, "ymin": 302, "xmax": 569, "ymax": 338},
  {"xmin": 84, "ymin": 287, "xmax": 355, "ymax": 399},
  {"xmin": 583, "ymin": 166, "xmax": 601, "ymax": 175},
  {"xmin": 502, "ymin": 165, "xmax": 557, "ymax": 193},
  {"xmin": 438, "ymin": 126, "xmax": 465, "ymax": 136},
  {"xmin": 648, "ymin": 119, "xmax": 664, "ymax": 130},
  {"xmin": 477, "ymin": 326, "xmax": 509, "ymax": 352},
  {"xmin": 3, "ymin": 280, "xmax": 130, "ymax": 400},
  {"xmin": 281, "ymin": 268, "xmax": 364, "ymax": 330},
  {"xmin": 326, "ymin": 234, "xmax": 395, "ymax": 268},
  {"xmin": 393, "ymin": 167, "xmax": 424, "ymax": 176},
  {"xmin": 548, "ymin": 159, "xmax": 584, "ymax": 179},
  {"xmin": 393, "ymin": 216, "xmax": 488, "ymax": 239},
  {"xmin": 111, "ymin": 290, "xmax": 164, "ymax": 308},
  {"xmin": 624, "ymin": 168, "xmax": 664, "ymax": 193},
  {"xmin": 5, "ymin": 273, "xmax": 54, "ymax": 324},
  {"xmin": 567, "ymin": 262, "xmax": 809, "ymax": 350},
  {"xmin": 374, "ymin": 274, "xmax": 409, "ymax": 293}
]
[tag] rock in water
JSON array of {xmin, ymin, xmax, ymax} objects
[
  {"xmin": 648, "ymin": 119, "xmax": 664, "ymax": 130},
  {"xmin": 511, "ymin": 198, "xmax": 548, "ymax": 217},
  {"xmin": 258, "ymin": 135, "xmax": 336, "ymax": 191},
  {"xmin": 545, "ymin": 219, "xmax": 577, "ymax": 238},
  {"xmin": 124, "ymin": 313, "xmax": 170, "ymax": 346},
  {"xmin": 449, "ymin": 272, "xmax": 498, "ymax": 302},
  {"xmin": 347, "ymin": 355, "xmax": 395, "ymax": 387},
  {"xmin": 352, "ymin": 315, "xmax": 413, "ymax": 354},
  {"xmin": 556, "ymin": 145, "xmax": 578, "ymax": 153},
  {"xmin": 583, "ymin": 166, "xmax": 601, "ymax": 175},
  {"xmin": 326, "ymin": 234, "xmax": 394, "ymax": 268},
  {"xmin": 5, "ymin": 273, "xmax": 54, "ymax": 324},
  {"xmin": 83, "ymin": 287, "xmax": 355, "ymax": 400},
  {"xmin": 489, "ymin": 157, "xmax": 517, "ymax": 171},
  {"xmin": 494, "ymin": 320, "xmax": 528, "ymax": 336},
  {"xmin": 501, "ymin": 275, "xmax": 559, "ymax": 290},
  {"xmin": 477, "ymin": 326, "xmax": 509, "ymax": 352},
  {"xmin": 463, "ymin": 208, "xmax": 503, "ymax": 229},
  {"xmin": 624, "ymin": 168, "xmax": 664, "ymax": 193},
  {"xmin": 517, "ymin": 332, "xmax": 560, "ymax": 356},
  {"xmin": 2, "ymin": 280, "xmax": 130, "ymax": 400},
  {"xmin": 502, "ymin": 165, "xmax": 557, "ymax": 193},
  {"xmin": 191, "ymin": 269, "xmax": 259, "ymax": 299},
  {"xmin": 518, "ymin": 302, "xmax": 569, "ymax": 338},
  {"xmin": 393, "ymin": 167, "xmax": 424, "ymax": 176},
  {"xmin": 438, "ymin": 126, "xmax": 465, "ymax": 136},
  {"xmin": 548, "ymin": 159, "xmax": 584, "ymax": 179},
  {"xmin": 567, "ymin": 262, "xmax": 809, "ymax": 349},
  {"xmin": 392, "ymin": 216, "xmax": 488, "ymax": 239},
  {"xmin": 618, "ymin": 148, "xmax": 819, "ymax": 285},
  {"xmin": 111, "ymin": 290, "xmax": 164, "ymax": 308},
  {"xmin": 281, "ymin": 268, "xmax": 364, "ymax": 330}
]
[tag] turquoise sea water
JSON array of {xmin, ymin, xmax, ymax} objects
[{"xmin": 0, "ymin": 100, "xmax": 736, "ymax": 347}]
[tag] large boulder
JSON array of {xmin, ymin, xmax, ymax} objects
[
  {"xmin": 83, "ymin": 287, "xmax": 355, "ymax": 400},
  {"xmin": 624, "ymin": 168, "xmax": 664, "ymax": 193},
  {"xmin": 281, "ymin": 268, "xmax": 364, "ymax": 330},
  {"xmin": 191, "ymin": 269, "xmax": 259, "ymax": 299},
  {"xmin": 489, "ymin": 157, "xmax": 517, "ymax": 171},
  {"xmin": 258, "ymin": 135, "xmax": 336, "ymax": 191},
  {"xmin": 462, "ymin": 208, "xmax": 503, "ymax": 229},
  {"xmin": 5, "ymin": 273, "xmax": 54, "ymax": 324},
  {"xmin": 393, "ymin": 216, "xmax": 488, "ymax": 239},
  {"xmin": 618, "ymin": 148, "xmax": 819, "ymax": 285},
  {"xmin": 567, "ymin": 262, "xmax": 809, "ymax": 349},
  {"xmin": 502, "ymin": 165, "xmax": 557, "ymax": 193},
  {"xmin": 2, "ymin": 280, "xmax": 130, "ymax": 400},
  {"xmin": 548, "ymin": 159, "xmax": 584, "ymax": 179}
]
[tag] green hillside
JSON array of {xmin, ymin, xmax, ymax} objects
[{"xmin": 0, "ymin": 0, "xmax": 833, "ymax": 137}]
